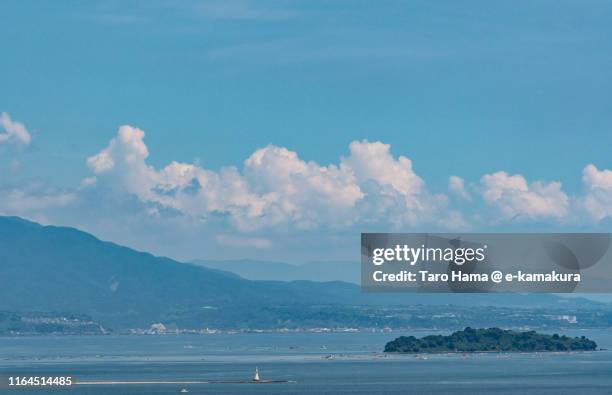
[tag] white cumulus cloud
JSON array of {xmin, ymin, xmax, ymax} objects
[
  {"xmin": 449, "ymin": 175, "xmax": 470, "ymax": 200},
  {"xmin": 86, "ymin": 126, "xmax": 447, "ymax": 231},
  {"xmin": 0, "ymin": 112, "xmax": 32, "ymax": 146},
  {"xmin": 581, "ymin": 164, "xmax": 612, "ymax": 222},
  {"xmin": 480, "ymin": 171, "xmax": 569, "ymax": 221}
]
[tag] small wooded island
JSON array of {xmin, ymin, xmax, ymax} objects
[{"xmin": 384, "ymin": 327, "xmax": 597, "ymax": 353}]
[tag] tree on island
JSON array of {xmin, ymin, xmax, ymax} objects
[{"xmin": 384, "ymin": 327, "xmax": 597, "ymax": 353}]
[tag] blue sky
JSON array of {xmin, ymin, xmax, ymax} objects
[{"xmin": 1, "ymin": 1, "xmax": 611, "ymax": 261}]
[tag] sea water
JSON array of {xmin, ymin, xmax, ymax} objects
[{"xmin": 0, "ymin": 330, "xmax": 611, "ymax": 394}]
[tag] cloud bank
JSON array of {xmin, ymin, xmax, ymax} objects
[
  {"xmin": 81, "ymin": 125, "xmax": 612, "ymax": 235},
  {"xmin": 86, "ymin": 125, "xmax": 449, "ymax": 231},
  {"xmin": 1, "ymin": 119, "xmax": 610, "ymax": 259}
]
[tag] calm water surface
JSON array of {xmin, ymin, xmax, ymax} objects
[{"xmin": 1, "ymin": 330, "xmax": 611, "ymax": 394}]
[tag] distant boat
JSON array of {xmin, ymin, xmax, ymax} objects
[
  {"xmin": 180, "ymin": 389, "xmax": 189, "ymax": 393},
  {"xmin": 253, "ymin": 367, "xmax": 260, "ymax": 382}
]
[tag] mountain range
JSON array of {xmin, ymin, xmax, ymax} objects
[
  {"xmin": 193, "ymin": 259, "xmax": 359, "ymax": 283},
  {"xmin": 0, "ymin": 216, "xmax": 606, "ymax": 331}
]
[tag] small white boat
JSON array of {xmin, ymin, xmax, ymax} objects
[
  {"xmin": 253, "ymin": 367, "xmax": 260, "ymax": 382},
  {"xmin": 180, "ymin": 389, "xmax": 189, "ymax": 393}
]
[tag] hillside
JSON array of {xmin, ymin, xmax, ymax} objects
[
  {"xmin": 0, "ymin": 311, "xmax": 107, "ymax": 335},
  {"xmin": 0, "ymin": 216, "xmax": 366, "ymax": 327},
  {"xmin": 0, "ymin": 216, "xmax": 606, "ymax": 331}
]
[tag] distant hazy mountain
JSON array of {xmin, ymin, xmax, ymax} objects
[
  {"xmin": 193, "ymin": 259, "xmax": 612, "ymax": 304},
  {"xmin": 0, "ymin": 216, "xmax": 374, "ymax": 328},
  {"xmin": 0, "ymin": 216, "xmax": 604, "ymax": 330},
  {"xmin": 193, "ymin": 259, "xmax": 360, "ymax": 283}
]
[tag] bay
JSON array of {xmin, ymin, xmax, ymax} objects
[{"xmin": 1, "ymin": 329, "xmax": 611, "ymax": 394}]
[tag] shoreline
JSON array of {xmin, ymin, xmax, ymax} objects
[
  {"xmin": 3, "ymin": 326, "xmax": 612, "ymax": 337},
  {"xmin": 385, "ymin": 349, "xmax": 602, "ymax": 355}
]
